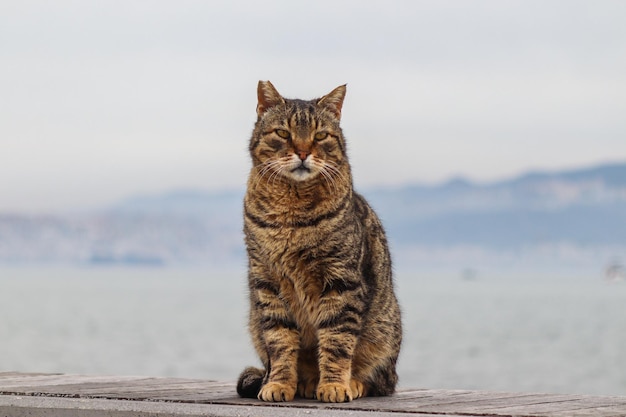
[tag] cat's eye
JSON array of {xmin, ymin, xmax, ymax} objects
[
  {"xmin": 275, "ymin": 129, "xmax": 291, "ymax": 139},
  {"xmin": 314, "ymin": 132, "xmax": 329, "ymax": 141}
]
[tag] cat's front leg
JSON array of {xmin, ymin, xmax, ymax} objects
[
  {"xmin": 316, "ymin": 326, "xmax": 360, "ymax": 402},
  {"xmin": 258, "ymin": 324, "xmax": 300, "ymax": 401},
  {"xmin": 315, "ymin": 282, "xmax": 365, "ymax": 402},
  {"xmin": 248, "ymin": 269, "xmax": 301, "ymax": 402}
]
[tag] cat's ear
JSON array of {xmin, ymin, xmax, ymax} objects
[
  {"xmin": 257, "ymin": 80, "xmax": 285, "ymax": 117},
  {"xmin": 318, "ymin": 84, "xmax": 347, "ymax": 119}
]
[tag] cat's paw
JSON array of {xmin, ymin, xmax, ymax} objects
[
  {"xmin": 317, "ymin": 382, "xmax": 353, "ymax": 403},
  {"xmin": 297, "ymin": 379, "xmax": 319, "ymax": 399},
  {"xmin": 350, "ymin": 379, "xmax": 367, "ymax": 400},
  {"xmin": 258, "ymin": 381, "xmax": 296, "ymax": 402}
]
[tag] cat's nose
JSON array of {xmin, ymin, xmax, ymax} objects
[{"xmin": 298, "ymin": 151, "xmax": 310, "ymax": 161}]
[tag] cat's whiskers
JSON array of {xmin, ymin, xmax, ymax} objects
[
  {"xmin": 315, "ymin": 165, "xmax": 333, "ymax": 192},
  {"xmin": 268, "ymin": 166, "xmax": 283, "ymax": 189},
  {"xmin": 253, "ymin": 159, "xmax": 278, "ymax": 185},
  {"xmin": 253, "ymin": 158, "xmax": 285, "ymax": 189},
  {"xmin": 311, "ymin": 159, "xmax": 338, "ymax": 193},
  {"xmin": 321, "ymin": 160, "xmax": 349, "ymax": 187},
  {"xmin": 256, "ymin": 161, "xmax": 275, "ymax": 181},
  {"xmin": 268, "ymin": 158, "xmax": 292, "ymax": 188},
  {"xmin": 319, "ymin": 167, "xmax": 336, "ymax": 193}
]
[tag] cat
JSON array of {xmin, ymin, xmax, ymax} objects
[{"xmin": 237, "ymin": 81, "xmax": 402, "ymax": 403}]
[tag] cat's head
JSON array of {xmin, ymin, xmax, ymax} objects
[{"xmin": 249, "ymin": 81, "xmax": 349, "ymax": 185}]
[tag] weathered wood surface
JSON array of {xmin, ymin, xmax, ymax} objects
[{"xmin": 1, "ymin": 372, "xmax": 626, "ymax": 417}]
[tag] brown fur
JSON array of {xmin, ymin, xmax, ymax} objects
[{"xmin": 237, "ymin": 81, "xmax": 402, "ymax": 403}]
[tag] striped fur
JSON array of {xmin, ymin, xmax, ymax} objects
[{"xmin": 237, "ymin": 81, "xmax": 402, "ymax": 403}]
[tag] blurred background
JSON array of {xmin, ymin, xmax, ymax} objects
[{"xmin": 1, "ymin": 0, "xmax": 625, "ymax": 396}]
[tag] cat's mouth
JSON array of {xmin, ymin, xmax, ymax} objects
[
  {"xmin": 291, "ymin": 164, "xmax": 311, "ymax": 174},
  {"xmin": 288, "ymin": 162, "xmax": 314, "ymax": 180}
]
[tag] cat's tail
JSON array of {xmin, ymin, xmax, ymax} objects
[{"xmin": 236, "ymin": 366, "xmax": 265, "ymax": 398}]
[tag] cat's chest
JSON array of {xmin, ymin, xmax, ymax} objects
[
  {"xmin": 278, "ymin": 271, "xmax": 324, "ymax": 347},
  {"xmin": 247, "ymin": 203, "xmax": 332, "ymax": 266},
  {"xmin": 264, "ymin": 227, "xmax": 324, "ymax": 276}
]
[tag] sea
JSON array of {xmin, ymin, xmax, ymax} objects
[{"xmin": 1, "ymin": 266, "xmax": 625, "ymax": 397}]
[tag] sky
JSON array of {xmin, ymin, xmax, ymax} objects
[{"xmin": 2, "ymin": 0, "xmax": 625, "ymax": 213}]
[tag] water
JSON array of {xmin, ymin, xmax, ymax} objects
[{"xmin": 1, "ymin": 267, "xmax": 625, "ymax": 396}]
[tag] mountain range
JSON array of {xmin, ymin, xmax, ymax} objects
[{"xmin": 1, "ymin": 161, "xmax": 625, "ymax": 270}]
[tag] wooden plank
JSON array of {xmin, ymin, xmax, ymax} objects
[
  {"xmin": 0, "ymin": 373, "xmax": 146, "ymax": 389},
  {"xmin": 0, "ymin": 372, "xmax": 62, "ymax": 378},
  {"xmin": 485, "ymin": 396, "xmax": 626, "ymax": 417},
  {"xmin": 1, "ymin": 372, "xmax": 626, "ymax": 417},
  {"xmin": 0, "ymin": 395, "xmax": 447, "ymax": 417}
]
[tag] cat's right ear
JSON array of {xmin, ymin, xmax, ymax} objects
[{"xmin": 257, "ymin": 80, "xmax": 285, "ymax": 117}]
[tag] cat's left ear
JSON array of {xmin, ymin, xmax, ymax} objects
[{"xmin": 318, "ymin": 84, "xmax": 347, "ymax": 120}]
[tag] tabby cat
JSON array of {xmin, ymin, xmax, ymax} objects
[{"xmin": 237, "ymin": 81, "xmax": 402, "ymax": 403}]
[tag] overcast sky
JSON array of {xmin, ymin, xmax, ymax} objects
[{"xmin": 2, "ymin": 0, "xmax": 625, "ymax": 212}]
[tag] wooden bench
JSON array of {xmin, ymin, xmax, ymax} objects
[{"xmin": 1, "ymin": 372, "xmax": 625, "ymax": 416}]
